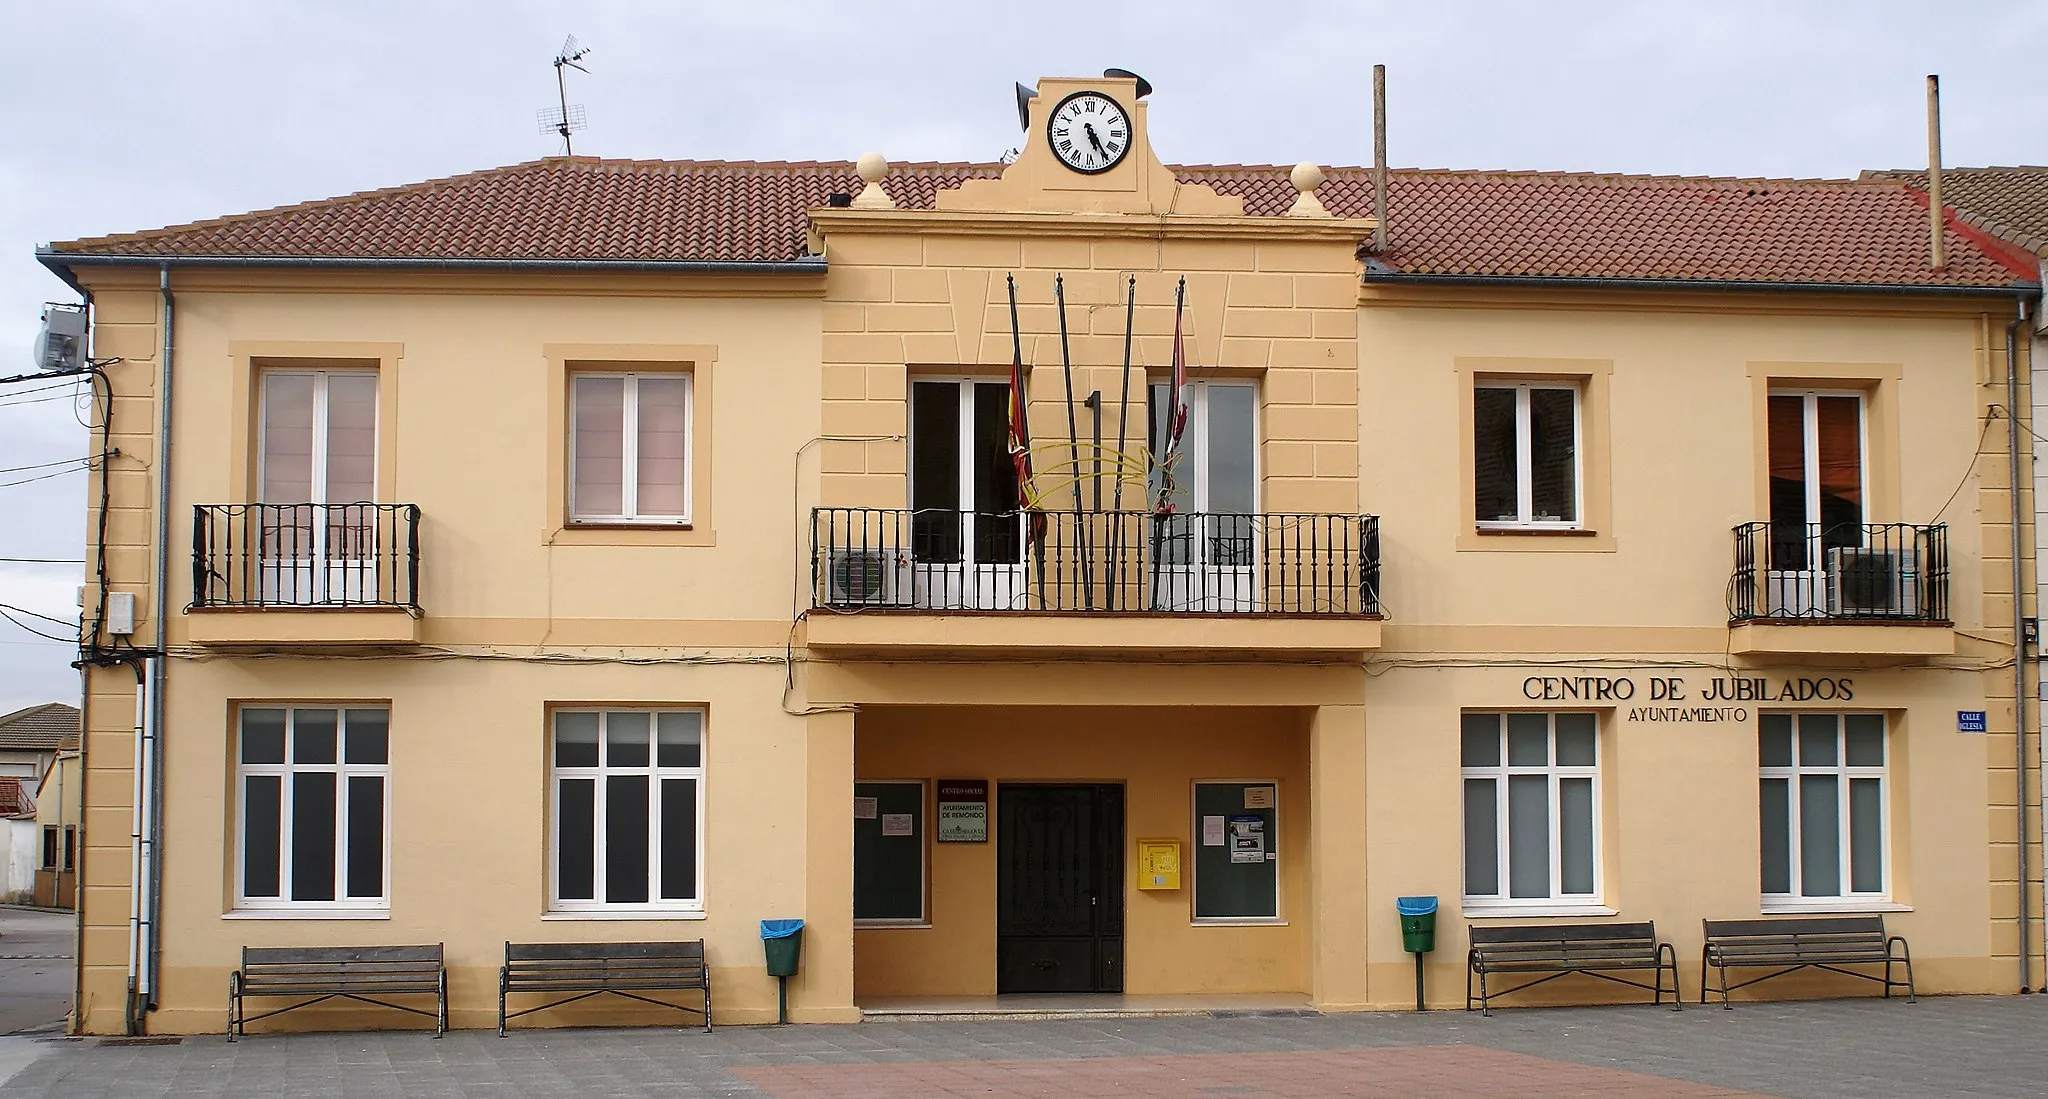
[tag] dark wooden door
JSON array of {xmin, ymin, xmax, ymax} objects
[{"xmin": 997, "ymin": 784, "xmax": 1123, "ymax": 993}]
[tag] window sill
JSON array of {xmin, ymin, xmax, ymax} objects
[
  {"xmin": 542, "ymin": 909, "xmax": 707, "ymax": 921},
  {"xmin": 1475, "ymin": 524, "xmax": 1590, "ymax": 535},
  {"xmin": 1760, "ymin": 899, "xmax": 1911, "ymax": 915},
  {"xmin": 224, "ymin": 908, "xmax": 390, "ymax": 920},
  {"xmin": 1458, "ymin": 528, "xmax": 1615, "ymax": 553},
  {"xmin": 549, "ymin": 525, "xmax": 716, "ymax": 548},
  {"xmin": 855, "ymin": 920, "xmax": 931, "ymax": 930},
  {"xmin": 1191, "ymin": 918, "xmax": 1288, "ymax": 927},
  {"xmin": 1463, "ymin": 902, "xmax": 1618, "ymax": 919}
]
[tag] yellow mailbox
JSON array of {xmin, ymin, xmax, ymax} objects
[{"xmin": 1136, "ymin": 838, "xmax": 1182, "ymax": 890}]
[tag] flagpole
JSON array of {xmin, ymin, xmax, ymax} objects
[
  {"xmin": 1112, "ymin": 275, "xmax": 1136, "ymax": 608},
  {"xmin": 1149, "ymin": 276, "xmax": 1186, "ymax": 612},
  {"xmin": 1054, "ymin": 274, "xmax": 1093, "ymax": 610},
  {"xmin": 1007, "ymin": 274, "xmax": 1045, "ymax": 608}
]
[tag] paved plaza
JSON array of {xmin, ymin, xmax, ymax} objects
[{"xmin": 0, "ymin": 995, "xmax": 2046, "ymax": 1097}]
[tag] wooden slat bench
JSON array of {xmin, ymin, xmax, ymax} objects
[
  {"xmin": 1701, "ymin": 916, "xmax": 1914, "ymax": 1007},
  {"xmin": 1467, "ymin": 922, "xmax": 1680, "ymax": 1016},
  {"xmin": 227, "ymin": 944, "xmax": 446, "ymax": 1039},
  {"xmin": 498, "ymin": 940, "xmax": 712, "ymax": 1036}
]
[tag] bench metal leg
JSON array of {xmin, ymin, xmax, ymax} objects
[
  {"xmin": 227, "ymin": 973, "xmax": 240, "ymax": 1041},
  {"xmin": 702, "ymin": 978, "xmax": 713, "ymax": 1034},
  {"xmin": 1657, "ymin": 944, "xmax": 1681, "ymax": 1011},
  {"xmin": 497, "ymin": 966, "xmax": 509, "ymax": 1038},
  {"xmin": 436, "ymin": 970, "xmax": 448, "ymax": 1038},
  {"xmin": 1888, "ymin": 937, "xmax": 1916, "ymax": 1003}
]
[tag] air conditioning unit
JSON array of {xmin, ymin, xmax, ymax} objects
[
  {"xmin": 1827, "ymin": 547, "xmax": 1918, "ymax": 617},
  {"xmin": 823, "ymin": 548, "xmax": 912, "ymax": 608}
]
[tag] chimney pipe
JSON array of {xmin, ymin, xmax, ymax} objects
[
  {"xmin": 1373, "ymin": 64, "xmax": 1388, "ymax": 254},
  {"xmin": 1927, "ymin": 74, "xmax": 1946, "ymax": 270}
]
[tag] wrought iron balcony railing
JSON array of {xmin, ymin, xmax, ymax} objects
[
  {"xmin": 1730, "ymin": 522, "xmax": 1947, "ymax": 624},
  {"xmin": 192, "ymin": 503, "xmax": 421, "ymax": 610},
  {"xmin": 811, "ymin": 508, "xmax": 1380, "ymax": 615}
]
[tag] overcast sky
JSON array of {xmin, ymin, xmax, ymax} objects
[{"xmin": 0, "ymin": 1, "xmax": 2044, "ymax": 712}]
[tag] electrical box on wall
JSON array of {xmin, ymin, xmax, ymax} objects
[
  {"xmin": 1136, "ymin": 838, "xmax": 1182, "ymax": 891},
  {"xmin": 105, "ymin": 592, "xmax": 135, "ymax": 636}
]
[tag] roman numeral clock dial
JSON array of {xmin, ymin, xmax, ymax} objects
[{"xmin": 1046, "ymin": 91, "xmax": 1130, "ymax": 174}]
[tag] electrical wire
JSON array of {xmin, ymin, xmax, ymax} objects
[
  {"xmin": 0, "ymin": 557, "xmax": 84, "ymax": 564},
  {"xmin": 0, "ymin": 456, "xmax": 93, "ymax": 476},
  {"xmin": 0, "ymin": 607, "xmax": 74, "ymax": 644},
  {"xmin": 0, "ymin": 601, "xmax": 76, "ymax": 628},
  {"xmin": 0, "ymin": 458, "xmax": 102, "ymax": 490}
]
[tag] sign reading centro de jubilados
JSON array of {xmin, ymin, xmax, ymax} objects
[{"xmin": 1521, "ymin": 674, "xmax": 1857, "ymax": 723}]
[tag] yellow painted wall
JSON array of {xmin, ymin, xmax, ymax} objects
[{"xmin": 852, "ymin": 705, "xmax": 1311, "ymax": 998}]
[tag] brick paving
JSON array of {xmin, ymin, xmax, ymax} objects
[{"xmin": 5, "ymin": 996, "xmax": 2048, "ymax": 1097}]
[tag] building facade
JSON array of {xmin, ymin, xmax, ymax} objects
[{"xmin": 34, "ymin": 75, "xmax": 2046, "ymax": 1035}]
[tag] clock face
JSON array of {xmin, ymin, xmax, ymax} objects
[{"xmin": 1045, "ymin": 91, "xmax": 1130, "ymax": 174}]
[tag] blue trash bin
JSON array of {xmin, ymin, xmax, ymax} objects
[{"xmin": 761, "ymin": 919, "xmax": 805, "ymax": 976}]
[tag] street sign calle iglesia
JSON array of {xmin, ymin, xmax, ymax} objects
[{"xmin": 1521, "ymin": 674, "xmax": 1858, "ymax": 724}]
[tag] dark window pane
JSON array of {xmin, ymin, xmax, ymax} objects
[
  {"xmin": 1760, "ymin": 713, "xmax": 1794, "ymax": 767},
  {"xmin": 244, "ymin": 775, "xmax": 282, "ymax": 898},
  {"xmin": 1559, "ymin": 777, "xmax": 1595, "ymax": 895},
  {"xmin": 1816, "ymin": 395, "xmax": 1863, "ymax": 537},
  {"xmin": 1528, "ymin": 388, "xmax": 1576, "ymax": 522},
  {"xmin": 910, "ymin": 381, "xmax": 962, "ymax": 562},
  {"xmin": 1767, "ymin": 394, "xmax": 1810, "ymax": 570},
  {"xmin": 661, "ymin": 778, "xmax": 699, "ymax": 901},
  {"xmin": 1760, "ymin": 778, "xmax": 1791, "ymax": 893},
  {"xmin": 1507, "ymin": 775, "xmax": 1550, "ymax": 899},
  {"xmin": 1850, "ymin": 777, "xmax": 1883, "ymax": 893},
  {"xmin": 1460, "ymin": 713, "xmax": 1500, "ymax": 767},
  {"xmin": 555, "ymin": 713, "xmax": 599, "ymax": 767},
  {"xmin": 241, "ymin": 709, "xmax": 286, "ymax": 765},
  {"xmin": 290, "ymin": 772, "xmax": 337, "ymax": 902},
  {"xmin": 657, "ymin": 712, "xmax": 702, "ymax": 767},
  {"xmin": 1555, "ymin": 713, "xmax": 1597, "ymax": 765},
  {"xmin": 557, "ymin": 778, "xmax": 595, "ymax": 901},
  {"xmin": 1798, "ymin": 714, "xmax": 1839, "ymax": 766},
  {"xmin": 1206, "ymin": 385, "xmax": 1258, "ymax": 515},
  {"xmin": 40, "ymin": 828, "xmax": 55, "ymax": 870},
  {"xmin": 1845, "ymin": 715, "xmax": 1885, "ymax": 766},
  {"xmin": 1800, "ymin": 774, "xmax": 1841, "ymax": 897},
  {"xmin": 971, "ymin": 382, "xmax": 1021, "ymax": 564},
  {"xmin": 344, "ymin": 709, "xmax": 389, "ymax": 765},
  {"xmin": 294, "ymin": 709, "xmax": 338, "ymax": 765},
  {"xmin": 1463, "ymin": 778, "xmax": 1498, "ymax": 896},
  {"xmin": 345, "ymin": 776, "xmax": 384, "ymax": 899},
  {"xmin": 607, "ymin": 712, "xmax": 650, "ymax": 767},
  {"xmin": 1506, "ymin": 713, "xmax": 1549, "ymax": 765},
  {"xmin": 1473, "ymin": 387, "xmax": 1518, "ymax": 522},
  {"xmin": 605, "ymin": 774, "xmax": 650, "ymax": 905}
]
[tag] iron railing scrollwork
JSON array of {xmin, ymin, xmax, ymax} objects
[
  {"xmin": 1729, "ymin": 522, "xmax": 1947, "ymax": 623},
  {"xmin": 192, "ymin": 503, "xmax": 421, "ymax": 610}
]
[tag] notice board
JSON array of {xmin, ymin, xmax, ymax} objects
[
  {"xmin": 854, "ymin": 781, "xmax": 924, "ymax": 922},
  {"xmin": 1193, "ymin": 782, "xmax": 1278, "ymax": 919}
]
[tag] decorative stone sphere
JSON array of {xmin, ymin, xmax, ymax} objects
[
  {"xmin": 857, "ymin": 152, "xmax": 888, "ymax": 184},
  {"xmin": 1290, "ymin": 161, "xmax": 1326, "ymax": 194}
]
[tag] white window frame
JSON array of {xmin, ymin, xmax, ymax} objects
[
  {"xmin": 569, "ymin": 371, "xmax": 694, "ymax": 525},
  {"xmin": 1760, "ymin": 711, "xmax": 1890, "ymax": 911},
  {"xmin": 1461, "ymin": 712, "xmax": 1603, "ymax": 912},
  {"xmin": 257, "ymin": 367, "xmax": 379, "ymax": 505},
  {"xmin": 1474, "ymin": 381, "xmax": 1581, "ymax": 530},
  {"xmin": 1768, "ymin": 388, "xmax": 1870, "ymax": 534},
  {"xmin": 233, "ymin": 706, "xmax": 391, "ymax": 913},
  {"xmin": 548, "ymin": 708, "xmax": 707, "ymax": 916}
]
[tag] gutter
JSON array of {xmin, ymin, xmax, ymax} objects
[
  {"xmin": 1360, "ymin": 270, "xmax": 2041, "ymax": 299},
  {"xmin": 37, "ymin": 251, "xmax": 826, "ymax": 280}
]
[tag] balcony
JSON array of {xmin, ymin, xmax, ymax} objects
[
  {"xmin": 187, "ymin": 503, "xmax": 422, "ymax": 649},
  {"xmin": 805, "ymin": 508, "xmax": 1382, "ymax": 659},
  {"xmin": 1727, "ymin": 522, "xmax": 1954, "ymax": 662}
]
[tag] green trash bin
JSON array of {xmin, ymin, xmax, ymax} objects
[
  {"xmin": 762, "ymin": 919, "xmax": 804, "ymax": 977},
  {"xmin": 1396, "ymin": 896, "xmax": 1437, "ymax": 954}
]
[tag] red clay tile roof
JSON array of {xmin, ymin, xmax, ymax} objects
[
  {"xmin": 44, "ymin": 157, "xmax": 2039, "ymax": 290},
  {"xmin": 1861, "ymin": 166, "xmax": 2048, "ymax": 261},
  {"xmin": 0, "ymin": 703, "xmax": 77, "ymax": 754}
]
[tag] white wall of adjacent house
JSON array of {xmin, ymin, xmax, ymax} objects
[{"xmin": 0, "ymin": 818, "xmax": 36, "ymax": 904}]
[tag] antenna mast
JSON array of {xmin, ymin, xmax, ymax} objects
[{"xmin": 537, "ymin": 35, "xmax": 592, "ymax": 155}]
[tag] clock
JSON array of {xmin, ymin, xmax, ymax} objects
[{"xmin": 1045, "ymin": 91, "xmax": 1130, "ymax": 174}]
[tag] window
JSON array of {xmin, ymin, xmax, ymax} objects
[
  {"xmin": 1149, "ymin": 380, "xmax": 1259, "ymax": 611},
  {"xmin": 1192, "ymin": 781, "xmax": 1279, "ymax": 920},
  {"xmin": 62, "ymin": 826, "xmax": 73, "ymax": 872},
  {"xmin": 1474, "ymin": 382, "xmax": 1579, "ymax": 528},
  {"xmin": 1462, "ymin": 713, "xmax": 1599, "ymax": 906},
  {"xmin": 909, "ymin": 378, "xmax": 1020, "ymax": 565},
  {"xmin": 236, "ymin": 707, "xmax": 390, "ymax": 910},
  {"xmin": 39, "ymin": 827, "xmax": 56, "ymax": 872},
  {"xmin": 1760, "ymin": 712, "xmax": 1886, "ymax": 904},
  {"xmin": 551, "ymin": 709, "xmax": 704, "ymax": 912},
  {"xmin": 571, "ymin": 373, "xmax": 693, "ymax": 524},
  {"xmin": 258, "ymin": 368, "xmax": 380, "ymax": 605},
  {"xmin": 1764, "ymin": 391, "xmax": 1867, "ymax": 615},
  {"xmin": 853, "ymin": 780, "xmax": 925, "ymax": 924}
]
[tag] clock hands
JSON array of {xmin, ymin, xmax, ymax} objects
[{"xmin": 1083, "ymin": 123, "xmax": 1108, "ymax": 159}]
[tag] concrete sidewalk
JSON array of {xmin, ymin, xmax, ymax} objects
[{"xmin": 6, "ymin": 994, "xmax": 2048, "ymax": 1097}]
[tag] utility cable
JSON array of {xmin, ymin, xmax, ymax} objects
[{"xmin": 0, "ymin": 607, "xmax": 75, "ymax": 644}]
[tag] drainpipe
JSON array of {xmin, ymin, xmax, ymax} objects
[
  {"xmin": 127, "ymin": 265, "xmax": 174, "ymax": 1031},
  {"xmin": 2010, "ymin": 301, "xmax": 2031, "ymax": 993}
]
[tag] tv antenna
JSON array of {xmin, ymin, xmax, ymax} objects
[{"xmin": 537, "ymin": 35, "xmax": 592, "ymax": 154}]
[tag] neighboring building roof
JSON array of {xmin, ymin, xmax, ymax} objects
[
  {"xmin": 0, "ymin": 703, "xmax": 80, "ymax": 754},
  {"xmin": 41, "ymin": 157, "xmax": 2040, "ymax": 292},
  {"xmin": 1860, "ymin": 166, "xmax": 2048, "ymax": 260},
  {"xmin": 0, "ymin": 777, "xmax": 32, "ymax": 818}
]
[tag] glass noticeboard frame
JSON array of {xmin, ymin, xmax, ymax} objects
[
  {"xmin": 853, "ymin": 780, "xmax": 926, "ymax": 924},
  {"xmin": 1192, "ymin": 781, "xmax": 1279, "ymax": 921}
]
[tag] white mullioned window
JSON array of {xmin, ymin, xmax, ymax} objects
[
  {"xmin": 570, "ymin": 372, "xmax": 693, "ymax": 524},
  {"xmin": 1760, "ymin": 712, "xmax": 1887, "ymax": 905},
  {"xmin": 235, "ymin": 706, "xmax": 390, "ymax": 911},
  {"xmin": 1474, "ymin": 381, "xmax": 1580, "ymax": 528},
  {"xmin": 550, "ymin": 709, "xmax": 705, "ymax": 913},
  {"xmin": 1462, "ymin": 712, "xmax": 1600, "ymax": 907}
]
